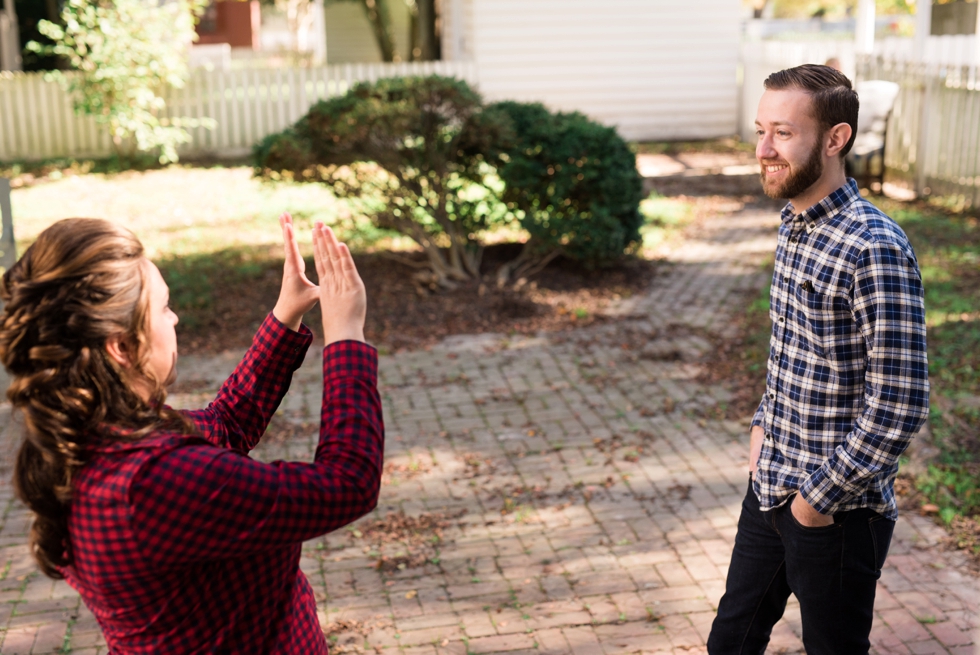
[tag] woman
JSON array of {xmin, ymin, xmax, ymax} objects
[{"xmin": 0, "ymin": 214, "xmax": 383, "ymax": 653}]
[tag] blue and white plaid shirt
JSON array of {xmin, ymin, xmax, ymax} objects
[{"xmin": 752, "ymin": 179, "xmax": 929, "ymax": 520}]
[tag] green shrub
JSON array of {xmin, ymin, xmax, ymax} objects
[
  {"xmin": 254, "ymin": 76, "xmax": 511, "ymax": 287},
  {"xmin": 492, "ymin": 101, "xmax": 644, "ymax": 279}
]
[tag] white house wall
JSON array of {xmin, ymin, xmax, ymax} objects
[{"xmin": 467, "ymin": 0, "xmax": 740, "ymax": 141}]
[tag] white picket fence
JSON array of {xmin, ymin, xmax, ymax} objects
[
  {"xmin": 857, "ymin": 56, "xmax": 980, "ymax": 207},
  {"xmin": 0, "ymin": 60, "xmax": 478, "ymax": 162}
]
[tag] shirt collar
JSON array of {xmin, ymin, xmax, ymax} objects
[{"xmin": 780, "ymin": 178, "xmax": 860, "ymax": 231}]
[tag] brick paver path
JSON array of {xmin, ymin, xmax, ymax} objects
[{"xmin": 0, "ymin": 207, "xmax": 977, "ymax": 654}]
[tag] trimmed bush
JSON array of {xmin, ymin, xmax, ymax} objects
[
  {"xmin": 255, "ymin": 78, "xmax": 643, "ymax": 289},
  {"xmin": 254, "ymin": 76, "xmax": 511, "ymax": 287},
  {"xmin": 492, "ymin": 101, "xmax": 644, "ymax": 278}
]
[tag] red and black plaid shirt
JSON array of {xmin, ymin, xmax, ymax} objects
[{"xmin": 61, "ymin": 314, "xmax": 384, "ymax": 654}]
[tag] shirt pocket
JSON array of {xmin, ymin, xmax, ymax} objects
[{"xmin": 792, "ymin": 278, "xmax": 849, "ymax": 359}]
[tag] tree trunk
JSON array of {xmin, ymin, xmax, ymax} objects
[
  {"xmin": 360, "ymin": 0, "xmax": 397, "ymax": 62},
  {"xmin": 416, "ymin": 0, "xmax": 439, "ymax": 61}
]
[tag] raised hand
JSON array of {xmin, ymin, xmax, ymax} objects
[
  {"xmin": 312, "ymin": 222, "xmax": 366, "ymax": 345},
  {"xmin": 272, "ymin": 212, "xmax": 320, "ymax": 332}
]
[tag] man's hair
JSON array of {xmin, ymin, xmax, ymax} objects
[{"xmin": 764, "ymin": 64, "xmax": 859, "ymax": 157}]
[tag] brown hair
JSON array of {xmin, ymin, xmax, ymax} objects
[
  {"xmin": 764, "ymin": 63, "xmax": 859, "ymax": 157},
  {"xmin": 0, "ymin": 218, "xmax": 191, "ymax": 578}
]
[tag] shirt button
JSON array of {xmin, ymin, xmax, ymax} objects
[
  {"xmin": 768, "ymin": 393, "xmax": 775, "ymax": 399},
  {"xmin": 782, "ymin": 276, "xmax": 789, "ymax": 283},
  {"xmin": 791, "ymin": 237, "xmax": 798, "ymax": 243},
  {"xmin": 778, "ymin": 317, "xmax": 785, "ymax": 323}
]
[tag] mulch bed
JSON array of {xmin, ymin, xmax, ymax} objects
[{"xmin": 173, "ymin": 244, "xmax": 657, "ymax": 355}]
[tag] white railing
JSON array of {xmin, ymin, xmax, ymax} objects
[{"xmin": 0, "ymin": 60, "xmax": 479, "ymax": 162}]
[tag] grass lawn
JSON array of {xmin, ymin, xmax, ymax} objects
[
  {"xmin": 878, "ymin": 198, "xmax": 980, "ymax": 558},
  {"xmin": 9, "ymin": 165, "xmax": 368, "ymax": 258}
]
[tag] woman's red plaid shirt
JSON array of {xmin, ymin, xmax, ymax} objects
[{"xmin": 61, "ymin": 314, "xmax": 384, "ymax": 653}]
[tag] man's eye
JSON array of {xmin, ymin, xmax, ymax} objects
[{"xmin": 777, "ymin": 131, "xmax": 789, "ymax": 137}]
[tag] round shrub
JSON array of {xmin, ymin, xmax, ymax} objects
[
  {"xmin": 492, "ymin": 101, "xmax": 643, "ymax": 266},
  {"xmin": 254, "ymin": 76, "xmax": 512, "ymax": 286}
]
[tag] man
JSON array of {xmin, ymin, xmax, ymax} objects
[{"xmin": 707, "ymin": 65, "xmax": 929, "ymax": 654}]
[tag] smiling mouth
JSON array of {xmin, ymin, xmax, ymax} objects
[{"xmin": 764, "ymin": 164, "xmax": 788, "ymax": 174}]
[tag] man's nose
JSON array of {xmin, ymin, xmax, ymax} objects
[{"xmin": 756, "ymin": 133, "xmax": 776, "ymax": 160}]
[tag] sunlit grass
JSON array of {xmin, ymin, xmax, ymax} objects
[
  {"xmin": 9, "ymin": 165, "xmax": 409, "ymax": 258},
  {"xmin": 639, "ymin": 193, "xmax": 696, "ymax": 252}
]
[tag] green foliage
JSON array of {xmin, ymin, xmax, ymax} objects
[
  {"xmin": 888, "ymin": 205, "xmax": 980, "ymax": 399},
  {"xmin": 255, "ymin": 75, "xmax": 512, "ymax": 285},
  {"xmin": 492, "ymin": 101, "xmax": 644, "ymax": 269},
  {"xmin": 917, "ymin": 460, "xmax": 980, "ymax": 524},
  {"xmin": 27, "ymin": 0, "xmax": 214, "ymax": 164},
  {"xmin": 763, "ymin": 0, "xmax": 914, "ymax": 20},
  {"xmin": 256, "ymin": 78, "xmax": 643, "ymax": 286},
  {"xmin": 883, "ymin": 200, "xmax": 980, "ymax": 533}
]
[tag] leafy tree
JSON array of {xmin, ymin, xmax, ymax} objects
[
  {"xmin": 492, "ymin": 101, "xmax": 644, "ymax": 281},
  {"xmin": 254, "ymin": 76, "xmax": 511, "ymax": 287},
  {"xmin": 27, "ymin": 0, "xmax": 214, "ymax": 163}
]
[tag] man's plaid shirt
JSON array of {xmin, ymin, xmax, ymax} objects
[{"xmin": 751, "ymin": 178, "xmax": 929, "ymax": 520}]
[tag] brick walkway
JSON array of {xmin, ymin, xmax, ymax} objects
[{"xmin": 0, "ymin": 207, "xmax": 977, "ymax": 654}]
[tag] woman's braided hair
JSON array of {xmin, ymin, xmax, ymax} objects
[{"xmin": 0, "ymin": 218, "xmax": 191, "ymax": 578}]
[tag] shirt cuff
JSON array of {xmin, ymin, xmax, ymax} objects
[
  {"xmin": 323, "ymin": 340, "xmax": 378, "ymax": 385},
  {"xmin": 750, "ymin": 400, "xmax": 765, "ymax": 428},
  {"xmin": 798, "ymin": 458, "xmax": 857, "ymax": 516},
  {"xmin": 259, "ymin": 312, "xmax": 314, "ymax": 367}
]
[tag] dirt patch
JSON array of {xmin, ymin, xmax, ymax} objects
[{"xmin": 170, "ymin": 245, "xmax": 657, "ymax": 355}]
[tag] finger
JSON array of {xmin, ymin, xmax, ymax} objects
[
  {"xmin": 320, "ymin": 226, "xmax": 343, "ymax": 280},
  {"xmin": 284, "ymin": 222, "xmax": 306, "ymax": 275},
  {"xmin": 313, "ymin": 223, "xmax": 329, "ymax": 281},
  {"xmin": 316, "ymin": 224, "xmax": 338, "ymax": 286},
  {"xmin": 336, "ymin": 243, "xmax": 360, "ymax": 280}
]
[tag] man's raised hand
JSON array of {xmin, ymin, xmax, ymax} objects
[
  {"xmin": 272, "ymin": 212, "xmax": 320, "ymax": 332},
  {"xmin": 313, "ymin": 222, "xmax": 366, "ymax": 345}
]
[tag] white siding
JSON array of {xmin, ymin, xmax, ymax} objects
[{"xmin": 468, "ymin": 0, "xmax": 740, "ymax": 141}]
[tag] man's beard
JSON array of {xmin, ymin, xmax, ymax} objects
[{"xmin": 759, "ymin": 140, "xmax": 824, "ymax": 201}]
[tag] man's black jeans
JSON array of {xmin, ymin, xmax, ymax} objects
[{"xmin": 707, "ymin": 478, "xmax": 894, "ymax": 655}]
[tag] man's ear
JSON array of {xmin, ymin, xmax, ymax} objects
[
  {"xmin": 826, "ymin": 122, "xmax": 853, "ymax": 158},
  {"xmin": 105, "ymin": 334, "xmax": 133, "ymax": 369}
]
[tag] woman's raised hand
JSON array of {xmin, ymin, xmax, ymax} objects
[
  {"xmin": 272, "ymin": 212, "xmax": 320, "ymax": 332},
  {"xmin": 313, "ymin": 221, "xmax": 366, "ymax": 345}
]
